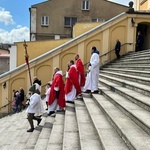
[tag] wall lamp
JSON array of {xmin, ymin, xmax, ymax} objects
[
  {"xmin": 3, "ymin": 82, "xmax": 6, "ymax": 89},
  {"xmin": 131, "ymin": 18, "xmax": 135, "ymax": 27}
]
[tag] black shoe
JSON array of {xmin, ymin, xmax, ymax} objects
[
  {"xmin": 27, "ymin": 128, "xmax": 34, "ymax": 132},
  {"xmin": 83, "ymin": 90, "xmax": 91, "ymax": 93},
  {"xmin": 92, "ymin": 90, "xmax": 99, "ymax": 94},
  {"xmin": 37, "ymin": 118, "xmax": 42, "ymax": 125},
  {"xmin": 48, "ymin": 111, "xmax": 55, "ymax": 116},
  {"xmin": 36, "ymin": 115, "xmax": 42, "ymax": 118},
  {"xmin": 66, "ymin": 101, "xmax": 74, "ymax": 104},
  {"xmin": 57, "ymin": 109, "xmax": 65, "ymax": 112}
]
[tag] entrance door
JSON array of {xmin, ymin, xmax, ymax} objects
[{"xmin": 136, "ymin": 23, "xmax": 150, "ymax": 51}]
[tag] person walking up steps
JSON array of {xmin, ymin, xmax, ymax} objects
[{"xmin": 26, "ymin": 84, "xmax": 44, "ymax": 132}]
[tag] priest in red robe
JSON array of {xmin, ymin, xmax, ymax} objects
[
  {"xmin": 48, "ymin": 67, "xmax": 66, "ymax": 116},
  {"xmin": 75, "ymin": 54, "xmax": 85, "ymax": 90},
  {"xmin": 65, "ymin": 60, "xmax": 82, "ymax": 103}
]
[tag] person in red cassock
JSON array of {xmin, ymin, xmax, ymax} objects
[
  {"xmin": 75, "ymin": 54, "xmax": 85, "ymax": 93},
  {"xmin": 48, "ymin": 67, "xmax": 66, "ymax": 116},
  {"xmin": 65, "ymin": 60, "xmax": 82, "ymax": 103}
]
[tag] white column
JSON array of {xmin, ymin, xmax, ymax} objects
[
  {"xmin": 148, "ymin": 0, "xmax": 150, "ymax": 10},
  {"xmin": 9, "ymin": 45, "xmax": 17, "ymax": 70},
  {"xmin": 134, "ymin": 0, "xmax": 140, "ymax": 10},
  {"xmin": 126, "ymin": 17, "xmax": 136, "ymax": 52},
  {"xmin": 30, "ymin": 8, "xmax": 37, "ymax": 41},
  {"xmin": 102, "ymin": 29, "xmax": 110, "ymax": 64}
]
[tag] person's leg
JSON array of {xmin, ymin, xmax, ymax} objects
[
  {"xmin": 19, "ymin": 102, "xmax": 22, "ymax": 111},
  {"xmin": 16, "ymin": 103, "xmax": 19, "ymax": 112},
  {"xmin": 27, "ymin": 113, "xmax": 34, "ymax": 132},
  {"xmin": 116, "ymin": 51, "xmax": 119, "ymax": 58},
  {"xmin": 139, "ymin": 45, "xmax": 142, "ymax": 51},
  {"xmin": 115, "ymin": 51, "xmax": 118, "ymax": 58},
  {"xmin": 48, "ymin": 99, "xmax": 57, "ymax": 116},
  {"xmin": 118, "ymin": 50, "xmax": 120, "ymax": 58},
  {"xmin": 33, "ymin": 115, "xmax": 42, "ymax": 125}
]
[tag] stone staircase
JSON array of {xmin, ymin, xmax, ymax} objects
[{"xmin": 0, "ymin": 50, "xmax": 150, "ymax": 150}]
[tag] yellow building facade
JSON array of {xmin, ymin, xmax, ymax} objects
[
  {"xmin": 134, "ymin": 0, "xmax": 150, "ymax": 10},
  {"xmin": 0, "ymin": 12, "xmax": 150, "ymax": 115}
]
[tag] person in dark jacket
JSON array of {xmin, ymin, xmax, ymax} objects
[
  {"xmin": 115, "ymin": 39, "xmax": 121, "ymax": 59},
  {"xmin": 136, "ymin": 31, "xmax": 144, "ymax": 51},
  {"xmin": 19, "ymin": 87, "xmax": 26, "ymax": 110},
  {"xmin": 14, "ymin": 92, "xmax": 21, "ymax": 112}
]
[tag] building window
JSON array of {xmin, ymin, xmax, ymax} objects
[
  {"xmin": 41, "ymin": 16, "xmax": 49, "ymax": 26},
  {"xmin": 82, "ymin": 0, "xmax": 90, "ymax": 10},
  {"xmin": 64, "ymin": 17, "xmax": 77, "ymax": 27},
  {"xmin": 92, "ymin": 18, "xmax": 105, "ymax": 22}
]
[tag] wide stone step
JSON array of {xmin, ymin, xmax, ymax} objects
[
  {"xmin": 0, "ymin": 99, "xmax": 53, "ymax": 150},
  {"xmin": 82, "ymin": 97, "xmax": 129, "ymax": 150},
  {"xmin": 62, "ymin": 103, "xmax": 80, "ymax": 150},
  {"xmin": 99, "ymin": 78, "xmax": 150, "ymax": 112},
  {"xmin": 115, "ymin": 58, "xmax": 150, "ymax": 63},
  {"xmin": 74, "ymin": 99, "xmax": 102, "ymax": 150},
  {"xmin": 98, "ymin": 85, "xmax": 150, "ymax": 135},
  {"xmin": 34, "ymin": 114, "xmax": 55, "ymax": 150},
  {"xmin": 106, "ymin": 63, "xmax": 150, "ymax": 67},
  {"xmin": 120, "ymin": 55, "xmax": 150, "ymax": 60},
  {"xmin": 102, "ymin": 68, "xmax": 150, "ymax": 77},
  {"xmin": 0, "ymin": 110, "xmax": 30, "ymax": 150},
  {"xmin": 119, "ymin": 54, "xmax": 150, "ymax": 60},
  {"xmin": 110, "ymin": 61, "xmax": 150, "ymax": 66},
  {"xmin": 104, "ymin": 65, "xmax": 150, "ymax": 71},
  {"xmin": 99, "ymin": 74, "xmax": 150, "ymax": 97},
  {"xmin": 121, "ymin": 50, "xmax": 150, "ymax": 58},
  {"xmin": 47, "ymin": 111, "xmax": 65, "ymax": 150},
  {"xmin": 100, "ymin": 70, "xmax": 150, "ymax": 85},
  {"xmin": 24, "ymin": 115, "xmax": 47, "ymax": 150},
  {"xmin": 92, "ymin": 94, "xmax": 150, "ymax": 150}
]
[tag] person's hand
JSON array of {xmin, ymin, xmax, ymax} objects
[
  {"xmin": 86, "ymin": 69, "xmax": 90, "ymax": 73},
  {"xmin": 87, "ymin": 62, "xmax": 91, "ymax": 67}
]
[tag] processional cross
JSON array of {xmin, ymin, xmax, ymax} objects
[{"xmin": 23, "ymin": 40, "xmax": 32, "ymax": 86}]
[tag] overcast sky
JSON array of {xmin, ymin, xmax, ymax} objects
[{"xmin": 0, "ymin": 0, "xmax": 132, "ymax": 44}]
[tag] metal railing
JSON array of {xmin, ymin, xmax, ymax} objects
[
  {"xmin": 0, "ymin": 98, "xmax": 13, "ymax": 118},
  {"xmin": 82, "ymin": 42, "xmax": 133, "ymax": 69},
  {"xmin": 99, "ymin": 42, "xmax": 133, "ymax": 68},
  {"xmin": 100, "ymin": 43, "xmax": 132, "ymax": 58}
]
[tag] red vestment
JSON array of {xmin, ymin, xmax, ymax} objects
[
  {"xmin": 65, "ymin": 65, "xmax": 81, "ymax": 95},
  {"xmin": 76, "ymin": 58, "xmax": 85, "ymax": 87},
  {"xmin": 48, "ymin": 71, "xmax": 66, "ymax": 108}
]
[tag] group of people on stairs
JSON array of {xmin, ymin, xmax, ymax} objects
[{"xmin": 26, "ymin": 46, "xmax": 100, "ymax": 132}]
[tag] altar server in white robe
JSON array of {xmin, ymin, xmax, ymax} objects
[
  {"xmin": 26, "ymin": 84, "xmax": 44, "ymax": 132},
  {"xmin": 83, "ymin": 46, "xmax": 100, "ymax": 93}
]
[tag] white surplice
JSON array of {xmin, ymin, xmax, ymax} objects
[
  {"xmin": 83, "ymin": 52, "xmax": 100, "ymax": 92},
  {"xmin": 65, "ymin": 85, "xmax": 76, "ymax": 102},
  {"xmin": 26, "ymin": 93, "xmax": 44, "ymax": 116},
  {"xmin": 65, "ymin": 71, "xmax": 76, "ymax": 102}
]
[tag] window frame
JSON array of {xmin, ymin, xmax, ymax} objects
[
  {"xmin": 92, "ymin": 18, "xmax": 105, "ymax": 22},
  {"xmin": 41, "ymin": 16, "xmax": 49, "ymax": 26},
  {"xmin": 64, "ymin": 17, "xmax": 77, "ymax": 27},
  {"xmin": 82, "ymin": 0, "xmax": 90, "ymax": 10}
]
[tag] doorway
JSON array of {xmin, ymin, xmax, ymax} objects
[{"xmin": 136, "ymin": 23, "xmax": 150, "ymax": 51}]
